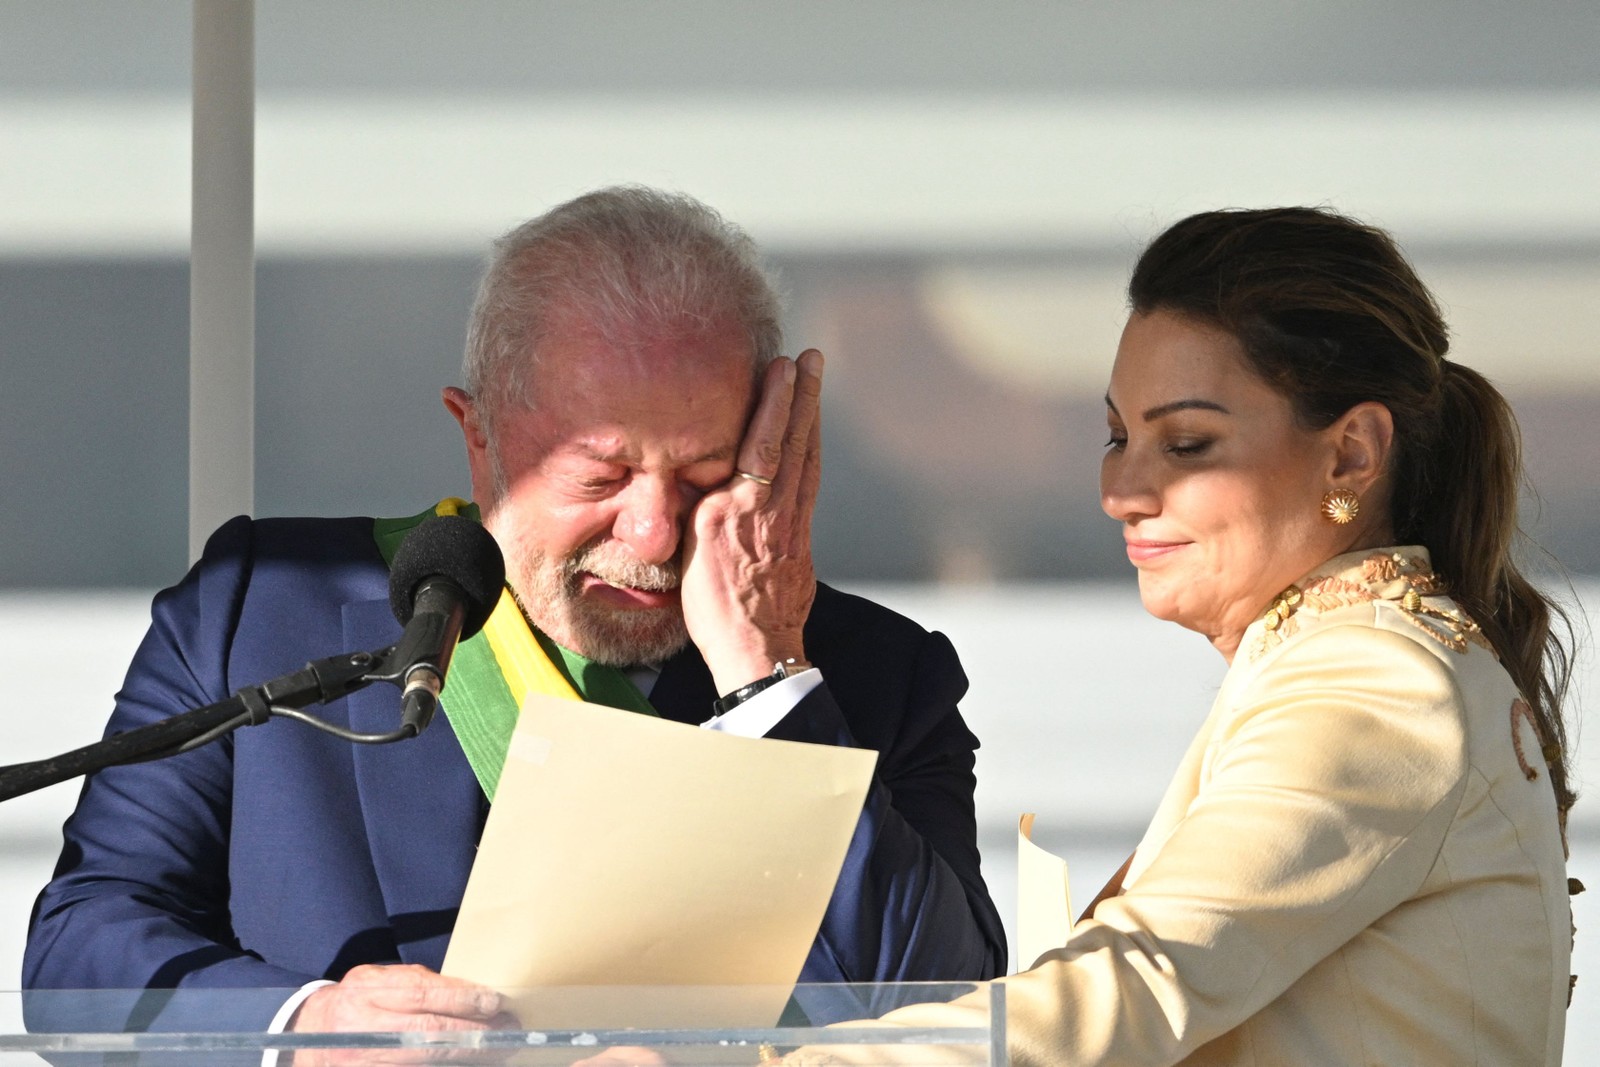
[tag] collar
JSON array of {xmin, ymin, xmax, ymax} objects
[{"xmin": 1243, "ymin": 545, "xmax": 1494, "ymax": 663}]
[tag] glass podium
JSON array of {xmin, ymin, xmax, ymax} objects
[{"xmin": 0, "ymin": 983, "xmax": 1007, "ymax": 1065}]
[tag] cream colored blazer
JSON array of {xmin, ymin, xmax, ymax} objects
[{"xmin": 806, "ymin": 547, "xmax": 1571, "ymax": 1066}]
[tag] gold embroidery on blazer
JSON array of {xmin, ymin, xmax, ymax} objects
[
  {"xmin": 1393, "ymin": 594, "xmax": 1493, "ymax": 655},
  {"xmin": 1247, "ymin": 549, "xmax": 1490, "ymax": 660},
  {"xmin": 1360, "ymin": 550, "xmax": 1433, "ymax": 583},
  {"xmin": 1300, "ymin": 576, "xmax": 1376, "ymax": 612},
  {"xmin": 1510, "ymin": 697, "xmax": 1542, "ymax": 782}
]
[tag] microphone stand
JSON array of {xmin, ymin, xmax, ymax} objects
[{"xmin": 0, "ymin": 643, "xmax": 417, "ymax": 804}]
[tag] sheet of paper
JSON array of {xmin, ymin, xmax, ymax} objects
[
  {"xmin": 442, "ymin": 692, "xmax": 877, "ymax": 1029},
  {"xmin": 1016, "ymin": 812, "xmax": 1073, "ymax": 971}
]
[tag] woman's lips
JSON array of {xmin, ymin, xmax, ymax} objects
[
  {"xmin": 1124, "ymin": 539, "xmax": 1190, "ymax": 564},
  {"xmin": 578, "ymin": 573, "xmax": 679, "ymax": 610}
]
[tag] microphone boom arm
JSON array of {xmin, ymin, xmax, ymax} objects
[
  {"xmin": 2, "ymin": 515, "xmax": 504, "ymax": 805},
  {"xmin": 0, "ymin": 643, "xmax": 417, "ymax": 804}
]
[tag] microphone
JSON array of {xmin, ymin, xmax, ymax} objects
[{"xmin": 386, "ymin": 515, "xmax": 506, "ymax": 736}]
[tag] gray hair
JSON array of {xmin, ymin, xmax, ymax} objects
[{"xmin": 462, "ymin": 185, "xmax": 784, "ymax": 431}]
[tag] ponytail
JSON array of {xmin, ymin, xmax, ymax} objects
[{"xmin": 1415, "ymin": 362, "xmax": 1577, "ymax": 829}]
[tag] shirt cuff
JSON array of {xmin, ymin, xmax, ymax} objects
[
  {"xmin": 263, "ymin": 979, "xmax": 334, "ymax": 1067},
  {"xmin": 700, "ymin": 668, "xmax": 823, "ymax": 738}
]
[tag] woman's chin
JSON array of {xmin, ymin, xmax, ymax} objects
[
  {"xmin": 1135, "ymin": 583, "xmax": 1185, "ymax": 627},
  {"xmin": 1136, "ymin": 586, "xmax": 1219, "ymax": 645}
]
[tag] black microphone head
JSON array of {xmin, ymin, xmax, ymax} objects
[{"xmin": 388, "ymin": 515, "xmax": 506, "ymax": 639}]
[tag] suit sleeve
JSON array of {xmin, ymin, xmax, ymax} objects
[
  {"xmin": 767, "ymin": 629, "xmax": 1007, "ymax": 987},
  {"xmin": 23, "ymin": 517, "xmax": 316, "ymax": 1031},
  {"xmin": 794, "ymin": 623, "xmax": 1472, "ymax": 1065}
]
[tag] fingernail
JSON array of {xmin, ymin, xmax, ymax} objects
[{"xmin": 781, "ymin": 359, "xmax": 797, "ymax": 383}]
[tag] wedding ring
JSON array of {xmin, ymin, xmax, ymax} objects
[{"xmin": 736, "ymin": 470, "xmax": 774, "ymax": 486}]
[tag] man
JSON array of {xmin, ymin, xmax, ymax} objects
[{"xmin": 24, "ymin": 187, "xmax": 1005, "ymax": 1036}]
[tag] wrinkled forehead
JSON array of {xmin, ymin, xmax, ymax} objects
[
  {"xmin": 478, "ymin": 313, "xmax": 761, "ymax": 467},
  {"xmin": 473, "ymin": 307, "xmax": 759, "ymax": 430},
  {"xmin": 545, "ymin": 313, "xmax": 758, "ymax": 395}
]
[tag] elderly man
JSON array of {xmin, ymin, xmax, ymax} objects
[{"xmin": 24, "ymin": 187, "xmax": 1005, "ymax": 1035}]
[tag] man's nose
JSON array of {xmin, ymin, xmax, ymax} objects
[{"xmin": 612, "ymin": 477, "xmax": 687, "ymax": 564}]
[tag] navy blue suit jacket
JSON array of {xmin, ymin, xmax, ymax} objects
[{"xmin": 24, "ymin": 516, "xmax": 1005, "ymax": 1029}]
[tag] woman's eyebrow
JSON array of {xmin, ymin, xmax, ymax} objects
[
  {"xmin": 1141, "ymin": 398, "xmax": 1230, "ymax": 421},
  {"xmin": 1103, "ymin": 395, "xmax": 1230, "ymax": 420}
]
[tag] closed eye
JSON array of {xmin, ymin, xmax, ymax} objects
[{"xmin": 572, "ymin": 473, "xmax": 626, "ymax": 494}]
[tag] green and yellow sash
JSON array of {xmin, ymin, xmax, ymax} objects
[{"xmin": 374, "ymin": 498, "xmax": 657, "ymax": 801}]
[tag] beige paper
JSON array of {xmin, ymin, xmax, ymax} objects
[
  {"xmin": 1016, "ymin": 812, "xmax": 1073, "ymax": 971},
  {"xmin": 442, "ymin": 692, "xmax": 877, "ymax": 1029}
]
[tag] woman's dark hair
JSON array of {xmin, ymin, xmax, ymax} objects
[{"xmin": 1128, "ymin": 206, "xmax": 1576, "ymax": 826}]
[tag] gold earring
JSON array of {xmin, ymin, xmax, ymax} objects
[{"xmin": 1320, "ymin": 488, "xmax": 1360, "ymax": 525}]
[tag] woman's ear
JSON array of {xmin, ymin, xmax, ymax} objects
[{"xmin": 1328, "ymin": 401, "xmax": 1395, "ymax": 494}]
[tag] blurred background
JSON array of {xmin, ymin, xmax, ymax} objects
[{"xmin": 1, "ymin": 0, "xmax": 1596, "ymax": 1055}]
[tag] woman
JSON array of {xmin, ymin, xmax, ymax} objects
[{"xmin": 763, "ymin": 206, "xmax": 1577, "ymax": 1066}]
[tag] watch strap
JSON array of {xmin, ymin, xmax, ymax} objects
[{"xmin": 711, "ymin": 658, "xmax": 806, "ymax": 717}]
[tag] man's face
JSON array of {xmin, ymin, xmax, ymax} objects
[{"xmin": 449, "ymin": 317, "xmax": 756, "ymax": 666}]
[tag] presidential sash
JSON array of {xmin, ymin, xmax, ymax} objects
[{"xmin": 374, "ymin": 498, "xmax": 657, "ymax": 800}]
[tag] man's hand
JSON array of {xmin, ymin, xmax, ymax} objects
[
  {"xmin": 680, "ymin": 349, "xmax": 824, "ymax": 696},
  {"xmin": 287, "ymin": 963, "xmax": 514, "ymax": 1067}
]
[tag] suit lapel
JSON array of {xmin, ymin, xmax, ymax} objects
[{"xmin": 343, "ymin": 596, "xmax": 483, "ymax": 968}]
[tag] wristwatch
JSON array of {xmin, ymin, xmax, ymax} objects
[{"xmin": 711, "ymin": 657, "xmax": 809, "ymax": 717}]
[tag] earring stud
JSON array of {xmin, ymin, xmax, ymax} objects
[{"xmin": 1320, "ymin": 488, "xmax": 1361, "ymax": 525}]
